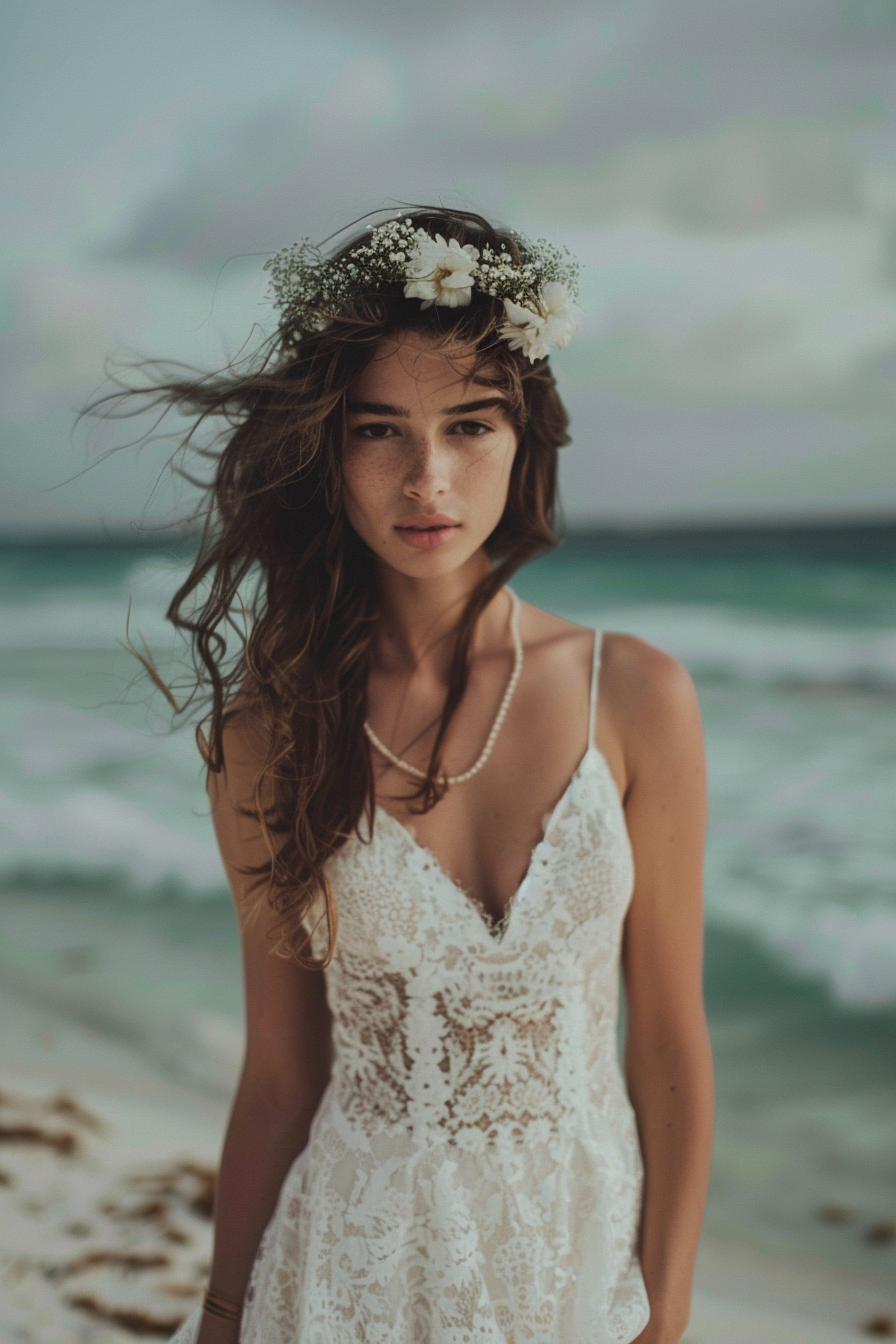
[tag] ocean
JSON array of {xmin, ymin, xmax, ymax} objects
[{"xmin": 1, "ymin": 531, "xmax": 894, "ymax": 1279}]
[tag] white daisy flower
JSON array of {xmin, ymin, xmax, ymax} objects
[
  {"xmin": 499, "ymin": 280, "xmax": 581, "ymax": 362},
  {"xmin": 403, "ymin": 231, "xmax": 480, "ymax": 308}
]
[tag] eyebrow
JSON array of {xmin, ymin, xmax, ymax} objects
[{"xmin": 346, "ymin": 397, "xmax": 510, "ymax": 418}]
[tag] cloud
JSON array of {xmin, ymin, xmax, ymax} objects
[
  {"xmin": 101, "ymin": 105, "xmax": 311, "ymax": 266},
  {"xmin": 96, "ymin": 0, "xmax": 896, "ymax": 273},
  {"xmin": 0, "ymin": 265, "xmax": 150, "ymax": 418},
  {"xmin": 266, "ymin": 0, "xmax": 605, "ymax": 32},
  {"xmin": 509, "ymin": 120, "xmax": 866, "ymax": 233},
  {"xmin": 555, "ymin": 206, "xmax": 896, "ymax": 396},
  {"xmin": 556, "ymin": 387, "xmax": 896, "ymax": 523}
]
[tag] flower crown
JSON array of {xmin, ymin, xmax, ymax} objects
[{"xmin": 263, "ymin": 216, "xmax": 581, "ymax": 363}]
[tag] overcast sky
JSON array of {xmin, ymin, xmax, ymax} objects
[{"xmin": 2, "ymin": 0, "xmax": 895, "ymax": 532}]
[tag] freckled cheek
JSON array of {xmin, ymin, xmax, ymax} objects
[
  {"xmin": 461, "ymin": 437, "xmax": 517, "ymax": 503},
  {"xmin": 341, "ymin": 453, "xmax": 395, "ymax": 524}
]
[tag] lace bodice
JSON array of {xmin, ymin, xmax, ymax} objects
[
  {"xmin": 170, "ymin": 628, "xmax": 650, "ymax": 1344},
  {"xmin": 322, "ymin": 741, "xmax": 634, "ymax": 1155}
]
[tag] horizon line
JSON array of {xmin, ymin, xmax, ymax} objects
[{"xmin": 1, "ymin": 513, "xmax": 895, "ymax": 555}]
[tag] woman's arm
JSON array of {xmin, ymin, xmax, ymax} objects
[
  {"xmin": 611, "ymin": 637, "xmax": 715, "ymax": 1344},
  {"xmin": 195, "ymin": 710, "xmax": 332, "ymax": 1344}
]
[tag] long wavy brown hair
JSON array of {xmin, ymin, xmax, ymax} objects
[{"xmin": 91, "ymin": 207, "xmax": 571, "ymax": 968}]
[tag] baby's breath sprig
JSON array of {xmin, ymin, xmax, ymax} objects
[
  {"xmin": 263, "ymin": 218, "xmax": 419, "ymax": 337},
  {"xmin": 476, "ymin": 235, "xmax": 579, "ymax": 309}
]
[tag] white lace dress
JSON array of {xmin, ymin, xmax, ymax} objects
[{"xmin": 171, "ymin": 630, "xmax": 650, "ymax": 1344}]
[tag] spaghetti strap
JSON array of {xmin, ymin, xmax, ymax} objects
[{"xmin": 587, "ymin": 629, "xmax": 603, "ymax": 749}]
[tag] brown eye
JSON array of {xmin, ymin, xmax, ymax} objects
[
  {"xmin": 451, "ymin": 420, "xmax": 491, "ymax": 436},
  {"xmin": 355, "ymin": 423, "xmax": 397, "ymax": 439}
]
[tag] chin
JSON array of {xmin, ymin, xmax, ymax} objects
[{"xmin": 387, "ymin": 552, "xmax": 473, "ymax": 579}]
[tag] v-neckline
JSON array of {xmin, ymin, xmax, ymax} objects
[{"xmin": 374, "ymin": 744, "xmax": 601, "ymax": 943}]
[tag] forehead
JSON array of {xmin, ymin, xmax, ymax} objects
[{"xmin": 350, "ymin": 332, "xmax": 500, "ymax": 404}]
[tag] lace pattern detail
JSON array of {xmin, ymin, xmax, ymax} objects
[{"xmin": 168, "ymin": 649, "xmax": 652, "ymax": 1344}]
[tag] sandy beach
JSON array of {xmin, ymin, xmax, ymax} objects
[
  {"xmin": 0, "ymin": 978, "xmax": 892, "ymax": 1344},
  {"xmin": 0, "ymin": 977, "xmax": 226, "ymax": 1343}
]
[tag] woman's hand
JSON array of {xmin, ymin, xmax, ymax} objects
[
  {"xmin": 630, "ymin": 1301, "xmax": 691, "ymax": 1344},
  {"xmin": 194, "ymin": 1308, "xmax": 242, "ymax": 1344}
]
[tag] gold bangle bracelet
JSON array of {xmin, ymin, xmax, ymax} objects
[{"xmin": 203, "ymin": 1290, "xmax": 243, "ymax": 1322}]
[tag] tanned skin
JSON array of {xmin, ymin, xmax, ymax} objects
[{"xmin": 195, "ymin": 333, "xmax": 714, "ymax": 1344}]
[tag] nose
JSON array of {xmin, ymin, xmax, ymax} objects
[{"xmin": 403, "ymin": 432, "xmax": 450, "ymax": 502}]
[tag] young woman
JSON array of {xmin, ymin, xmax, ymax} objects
[{"xmin": 143, "ymin": 207, "xmax": 714, "ymax": 1344}]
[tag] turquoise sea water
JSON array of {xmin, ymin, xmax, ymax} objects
[{"xmin": 0, "ymin": 535, "xmax": 894, "ymax": 1276}]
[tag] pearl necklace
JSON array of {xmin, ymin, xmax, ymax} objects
[{"xmin": 364, "ymin": 588, "xmax": 523, "ymax": 787}]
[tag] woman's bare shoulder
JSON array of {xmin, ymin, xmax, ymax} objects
[
  {"xmin": 516, "ymin": 598, "xmax": 595, "ymax": 659},
  {"xmin": 517, "ymin": 603, "xmax": 701, "ymax": 776},
  {"xmin": 207, "ymin": 693, "xmax": 272, "ymax": 805},
  {"xmin": 600, "ymin": 631, "xmax": 702, "ymax": 752}
]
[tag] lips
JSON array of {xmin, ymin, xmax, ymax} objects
[{"xmin": 394, "ymin": 514, "xmax": 461, "ymax": 550}]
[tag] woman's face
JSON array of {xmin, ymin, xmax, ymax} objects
[{"xmin": 341, "ymin": 331, "xmax": 519, "ymax": 579}]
